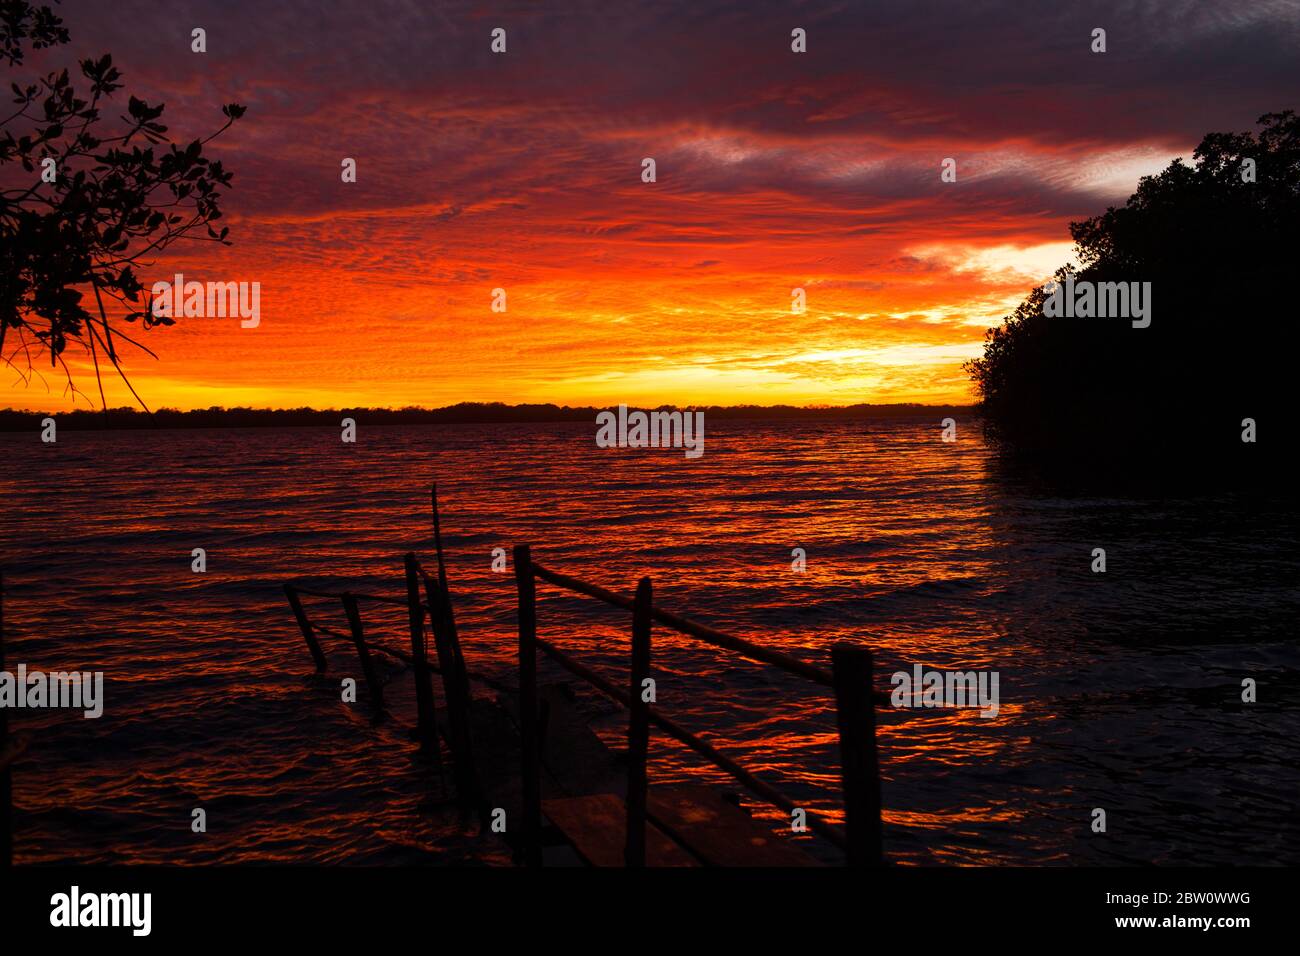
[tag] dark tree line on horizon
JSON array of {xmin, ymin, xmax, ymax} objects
[
  {"xmin": 0, "ymin": 401, "xmax": 972, "ymax": 431},
  {"xmin": 965, "ymin": 110, "xmax": 1298, "ymax": 480}
]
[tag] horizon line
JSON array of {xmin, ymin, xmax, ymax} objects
[{"xmin": 0, "ymin": 400, "xmax": 976, "ymax": 431}]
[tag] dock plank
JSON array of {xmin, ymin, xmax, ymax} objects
[
  {"xmin": 536, "ymin": 684, "xmax": 624, "ymax": 798},
  {"xmin": 495, "ymin": 682, "xmax": 625, "ymax": 797},
  {"xmin": 444, "ymin": 683, "xmax": 818, "ymax": 866},
  {"xmin": 647, "ymin": 785, "xmax": 818, "ymax": 867},
  {"xmin": 542, "ymin": 793, "xmax": 698, "ymax": 867}
]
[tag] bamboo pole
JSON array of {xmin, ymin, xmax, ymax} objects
[
  {"xmin": 431, "ymin": 484, "xmax": 449, "ymax": 594},
  {"xmin": 513, "ymin": 545, "xmax": 542, "ymax": 866},
  {"xmin": 403, "ymin": 554, "xmax": 439, "ymax": 755},
  {"xmin": 341, "ymin": 593, "xmax": 384, "ymax": 718},
  {"xmin": 420, "ymin": 569, "xmax": 480, "ymax": 814},
  {"xmin": 625, "ymin": 577, "xmax": 652, "ymax": 867},
  {"xmin": 831, "ymin": 644, "xmax": 883, "ymax": 866},
  {"xmin": 284, "ymin": 584, "xmax": 328, "ymax": 672}
]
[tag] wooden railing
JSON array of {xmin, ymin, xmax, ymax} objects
[
  {"xmin": 285, "ymin": 585, "xmax": 405, "ymax": 718},
  {"xmin": 283, "ymin": 488, "xmax": 492, "ymax": 814},
  {"xmin": 512, "ymin": 544, "xmax": 885, "ymax": 868},
  {"xmin": 282, "ymin": 484, "xmax": 887, "ymax": 866}
]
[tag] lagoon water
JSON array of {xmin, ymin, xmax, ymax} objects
[{"xmin": 1, "ymin": 420, "xmax": 1297, "ymax": 865}]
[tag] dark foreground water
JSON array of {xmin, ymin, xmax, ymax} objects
[{"xmin": 1, "ymin": 420, "xmax": 1297, "ymax": 865}]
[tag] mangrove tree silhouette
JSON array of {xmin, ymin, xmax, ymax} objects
[{"xmin": 965, "ymin": 111, "xmax": 1297, "ymax": 478}]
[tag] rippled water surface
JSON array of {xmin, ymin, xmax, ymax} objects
[{"xmin": 1, "ymin": 421, "xmax": 1297, "ymax": 865}]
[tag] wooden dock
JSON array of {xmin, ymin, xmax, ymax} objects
[{"xmin": 284, "ymin": 484, "xmax": 885, "ymax": 867}]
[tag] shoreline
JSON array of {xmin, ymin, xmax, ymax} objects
[{"xmin": 0, "ymin": 402, "xmax": 975, "ymax": 433}]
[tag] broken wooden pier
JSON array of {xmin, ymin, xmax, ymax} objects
[{"xmin": 285, "ymin": 484, "xmax": 885, "ymax": 867}]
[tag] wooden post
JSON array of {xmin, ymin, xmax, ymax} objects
[
  {"xmin": 1, "ymin": 569, "xmax": 10, "ymax": 868},
  {"xmin": 513, "ymin": 544, "xmax": 542, "ymax": 866},
  {"xmin": 625, "ymin": 576, "xmax": 652, "ymax": 867},
  {"xmin": 341, "ymin": 594, "xmax": 384, "ymax": 717},
  {"xmin": 284, "ymin": 584, "xmax": 327, "ymax": 672},
  {"xmin": 431, "ymin": 483, "xmax": 449, "ymax": 594},
  {"xmin": 404, "ymin": 554, "xmax": 439, "ymax": 755},
  {"xmin": 421, "ymin": 569, "xmax": 478, "ymax": 813},
  {"xmin": 831, "ymin": 644, "xmax": 883, "ymax": 866}
]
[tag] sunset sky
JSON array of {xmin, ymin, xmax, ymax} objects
[{"xmin": 6, "ymin": 0, "xmax": 1299, "ymax": 411}]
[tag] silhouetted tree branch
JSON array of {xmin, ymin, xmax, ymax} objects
[{"xmin": 1, "ymin": 0, "xmax": 245, "ymax": 409}]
